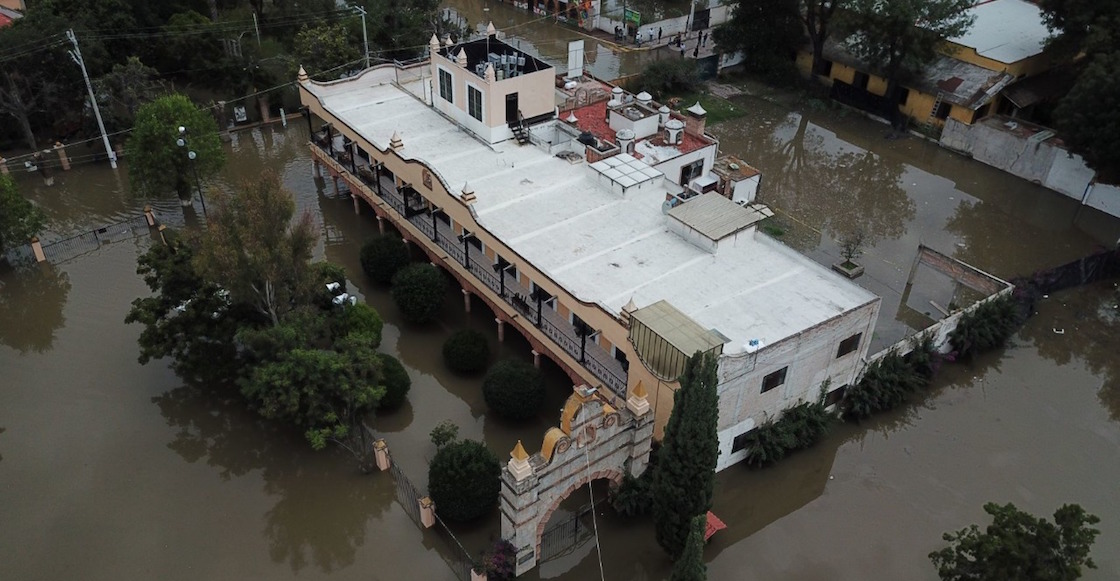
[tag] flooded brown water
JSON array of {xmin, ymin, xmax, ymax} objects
[{"xmin": 3, "ymin": 91, "xmax": 1120, "ymax": 581}]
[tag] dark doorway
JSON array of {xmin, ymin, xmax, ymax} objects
[{"xmin": 506, "ymin": 93, "xmax": 520, "ymax": 124}]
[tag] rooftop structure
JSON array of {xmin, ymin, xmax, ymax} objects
[
  {"xmin": 303, "ymin": 70, "xmax": 874, "ymax": 353},
  {"xmin": 948, "ymin": 0, "xmax": 1051, "ymax": 65}
]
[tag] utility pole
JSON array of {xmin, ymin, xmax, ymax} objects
[
  {"xmin": 353, "ymin": 4, "xmax": 370, "ymax": 69},
  {"xmin": 252, "ymin": 11, "xmax": 261, "ymax": 47},
  {"xmin": 66, "ymin": 29, "xmax": 116, "ymax": 169}
]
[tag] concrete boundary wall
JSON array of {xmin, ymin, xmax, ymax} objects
[{"xmin": 940, "ymin": 117, "xmax": 1119, "ymax": 219}]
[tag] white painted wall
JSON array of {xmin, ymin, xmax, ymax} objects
[
  {"xmin": 653, "ymin": 143, "xmax": 717, "ymax": 187},
  {"xmin": 714, "ymin": 297, "xmax": 880, "ymax": 471}
]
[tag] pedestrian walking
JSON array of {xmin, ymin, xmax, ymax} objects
[
  {"xmin": 658, "ymin": 27, "xmax": 663, "ymax": 42},
  {"xmin": 680, "ymin": 43, "xmax": 686, "ymax": 58},
  {"xmin": 693, "ymin": 44, "xmax": 699, "ymax": 58}
]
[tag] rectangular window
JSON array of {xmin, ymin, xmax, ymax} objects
[
  {"xmin": 439, "ymin": 68, "xmax": 453, "ymax": 103},
  {"xmin": 761, "ymin": 367, "xmax": 787, "ymax": 394},
  {"xmin": 468, "ymin": 86, "xmax": 483, "ymax": 122},
  {"xmin": 824, "ymin": 384, "xmax": 848, "ymax": 408},
  {"xmin": 836, "ymin": 333, "xmax": 862, "ymax": 358},
  {"xmin": 852, "ymin": 71, "xmax": 870, "ymax": 90},
  {"xmin": 731, "ymin": 430, "xmax": 752, "ymax": 453},
  {"xmin": 897, "ymin": 88, "xmax": 911, "ymax": 106},
  {"xmin": 935, "ymin": 101, "xmax": 952, "ymax": 120}
]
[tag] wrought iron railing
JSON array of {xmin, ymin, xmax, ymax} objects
[{"xmin": 313, "ymin": 142, "xmax": 629, "ymax": 396}]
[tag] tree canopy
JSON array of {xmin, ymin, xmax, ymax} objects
[
  {"xmin": 390, "ymin": 263, "xmax": 446, "ymax": 323},
  {"xmin": 840, "ymin": 0, "xmax": 975, "ymax": 122},
  {"xmin": 670, "ymin": 514, "xmax": 708, "ymax": 581},
  {"xmin": 195, "ymin": 170, "xmax": 316, "ymax": 326},
  {"xmin": 929, "ymin": 502, "xmax": 1101, "ymax": 581},
  {"xmin": 126, "ymin": 94, "xmax": 226, "ymax": 202},
  {"xmin": 0, "ymin": 175, "xmax": 47, "ymax": 253},
  {"xmin": 293, "ymin": 22, "xmax": 362, "ymax": 77},
  {"xmin": 428, "ymin": 437, "xmax": 501, "ymax": 522},
  {"xmin": 481, "ymin": 359, "xmax": 545, "ymax": 420},
  {"xmin": 712, "ymin": 0, "xmax": 803, "ymax": 80},
  {"xmin": 651, "ymin": 352, "xmax": 720, "ymax": 558}
]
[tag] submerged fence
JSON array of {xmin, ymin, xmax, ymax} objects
[
  {"xmin": 1013, "ymin": 248, "xmax": 1120, "ymax": 299},
  {"xmin": 2, "ymin": 211, "xmax": 180, "ymax": 268},
  {"xmin": 538, "ymin": 499, "xmax": 606, "ymax": 564}
]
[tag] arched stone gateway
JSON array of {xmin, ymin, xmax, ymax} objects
[{"xmin": 501, "ymin": 383, "xmax": 654, "ymax": 576}]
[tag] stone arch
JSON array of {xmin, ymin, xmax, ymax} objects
[
  {"xmin": 532, "ymin": 467, "xmax": 624, "ymax": 556},
  {"xmin": 500, "ymin": 384, "xmax": 654, "ymax": 576}
]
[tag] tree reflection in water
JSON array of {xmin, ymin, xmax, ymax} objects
[
  {"xmin": 153, "ymin": 383, "xmax": 393, "ymax": 573},
  {"xmin": 0, "ymin": 262, "xmax": 71, "ymax": 353}
]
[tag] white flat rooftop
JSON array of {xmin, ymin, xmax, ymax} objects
[
  {"xmin": 303, "ymin": 68, "xmax": 877, "ymax": 352},
  {"xmin": 950, "ymin": 0, "xmax": 1050, "ymax": 64}
]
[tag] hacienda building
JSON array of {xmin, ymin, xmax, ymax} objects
[{"xmin": 298, "ymin": 32, "xmax": 880, "ymax": 471}]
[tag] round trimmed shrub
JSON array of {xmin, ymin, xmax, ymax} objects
[
  {"xmin": 482, "ymin": 359, "xmax": 545, "ymax": 420},
  {"xmin": 390, "ymin": 263, "xmax": 446, "ymax": 323},
  {"xmin": 360, "ymin": 235, "xmax": 410, "ymax": 284},
  {"xmin": 332, "ymin": 302, "xmax": 384, "ymax": 347},
  {"xmin": 442, "ymin": 329, "xmax": 491, "ymax": 373},
  {"xmin": 377, "ymin": 353, "xmax": 411, "ymax": 410},
  {"xmin": 428, "ymin": 439, "xmax": 500, "ymax": 522}
]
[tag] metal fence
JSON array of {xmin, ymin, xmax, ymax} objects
[
  {"xmin": 388, "ymin": 460, "xmax": 477, "ymax": 580},
  {"xmin": 1014, "ymin": 248, "xmax": 1120, "ymax": 298},
  {"xmin": 538, "ymin": 500, "xmax": 604, "ymax": 563},
  {"xmin": 3, "ymin": 214, "xmax": 159, "ymax": 268}
]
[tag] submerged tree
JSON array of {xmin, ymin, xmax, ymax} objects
[
  {"xmin": 670, "ymin": 514, "xmax": 709, "ymax": 581},
  {"xmin": 840, "ymin": 0, "xmax": 975, "ymax": 125},
  {"xmin": 126, "ymin": 93, "xmax": 225, "ymax": 204},
  {"xmin": 930, "ymin": 502, "xmax": 1101, "ymax": 581},
  {"xmin": 713, "ymin": 0, "xmax": 803, "ymax": 80},
  {"xmin": 195, "ymin": 170, "xmax": 317, "ymax": 327},
  {"xmin": 0, "ymin": 175, "xmax": 46, "ymax": 254},
  {"xmin": 651, "ymin": 352, "xmax": 720, "ymax": 558}
]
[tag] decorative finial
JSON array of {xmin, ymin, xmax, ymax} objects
[
  {"xmin": 390, "ymin": 131, "xmax": 403, "ymax": 150},
  {"xmin": 297, "ymin": 66, "xmax": 308, "ymax": 82}
]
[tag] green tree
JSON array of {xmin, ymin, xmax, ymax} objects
[
  {"xmin": 194, "ymin": 170, "xmax": 317, "ymax": 327},
  {"xmin": 801, "ymin": 0, "xmax": 848, "ymax": 76},
  {"xmin": 929, "ymin": 502, "xmax": 1101, "ymax": 581},
  {"xmin": 429, "ymin": 419, "xmax": 460, "ymax": 448},
  {"xmin": 126, "ymin": 93, "xmax": 225, "ymax": 203},
  {"xmin": 293, "ymin": 22, "xmax": 361, "ymax": 77},
  {"xmin": 390, "ymin": 263, "xmax": 446, "ymax": 323},
  {"xmin": 1052, "ymin": 55, "xmax": 1120, "ymax": 183},
  {"xmin": 359, "ymin": 235, "xmax": 410, "ymax": 284},
  {"xmin": 377, "ymin": 352, "xmax": 411, "ymax": 410},
  {"xmin": 651, "ymin": 352, "xmax": 720, "ymax": 558},
  {"xmin": 640, "ymin": 59, "xmax": 701, "ymax": 100},
  {"xmin": 93, "ymin": 57, "xmax": 166, "ymax": 131},
  {"xmin": 482, "ymin": 359, "xmax": 545, "ymax": 421},
  {"xmin": 125, "ymin": 235, "xmax": 259, "ymax": 384},
  {"xmin": 0, "ymin": 175, "xmax": 46, "ymax": 253},
  {"xmin": 0, "ymin": 11, "xmax": 77, "ymax": 149},
  {"xmin": 428, "ymin": 438, "xmax": 501, "ymax": 522},
  {"xmin": 442, "ymin": 329, "xmax": 491, "ymax": 374},
  {"xmin": 840, "ymin": 0, "xmax": 975, "ymax": 125},
  {"xmin": 713, "ymin": 0, "xmax": 803, "ymax": 79},
  {"xmin": 670, "ymin": 514, "xmax": 708, "ymax": 581},
  {"xmin": 948, "ymin": 294, "xmax": 1021, "ymax": 358}
]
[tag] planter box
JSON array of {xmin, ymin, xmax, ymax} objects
[{"xmin": 832, "ymin": 262, "xmax": 864, "ymax": 279}]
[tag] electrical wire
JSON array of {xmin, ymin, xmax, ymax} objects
[{"xmin": 584, "ymin": 449, "xmax": 607, "ymax": 581}]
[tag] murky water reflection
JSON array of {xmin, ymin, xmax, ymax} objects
[{"xmin": 2, "ymin": 99, "xmax": 1119, "ymax": 581}]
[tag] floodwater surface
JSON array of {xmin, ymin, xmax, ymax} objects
[{"xmin": 3, "ymin": 91, "xmax": 1120, "ymax": 581}]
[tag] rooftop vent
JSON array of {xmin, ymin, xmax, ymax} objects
[
  {"xmin": 616, "ymin": 128, "xmax": 635, "ymax": 154},
  {"xmin": 665, "ymin": 119, "xmax": 684, "ymax": 145},
  {"xmin": 577, "ymin": 131, "xmax": 596, "ymax": 147}
]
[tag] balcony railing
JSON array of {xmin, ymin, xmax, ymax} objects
[{"xmin": 313, "ymin": 141, "xmax": 629, "ymax": 397}]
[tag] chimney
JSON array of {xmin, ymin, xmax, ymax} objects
[
  {"xmin": 683, "ymin": 101, "xmax": 708, "ymax": 137},
  {"xmin": 616, "ymin": 128, "xmax": 635, "ymax": 154},
  {"xmin": 658, "ymin": 105, "xmax": 670, "ymax": 126},
  {"xmin": 665, "ymin": 119, "xmax": 685, "ymax": 145}
]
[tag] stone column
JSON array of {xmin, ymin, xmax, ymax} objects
[
  {"xmin": 495, "ymin": 318, "xmax": 505, "ymax": 342},
  {"xmin": 143, "ymin": 205, "xmax": 156, "ymax": 227},
  {"xmin": 0, "ymin": 157, "xmax": 7, "ymax": 174},
  {"xmin": 352, "ymin": 195, "xmax": 361, "ymax": 215},
  {"xmin": 53, "ymin": 142, "xmax": 70, "ymax": 171},
  {"xmin": 373, "ymin": 439, "xmax": 391, "ymax": 471},
  {"xmin": 376, "ymin": 215, "xmax": 385, "ymax": 234},
  {"xmin": 531, "ymin": 350, "xmax": 541, "ymax": 368},
  {"xmin": 501, "ymin": 441, "xmax": 541, "ymax": 577},
  {"xmin": 462, "ymin": 289, "xmax": 471, "ymax": 313},
  {"xmin": 30, "ymin": 236, "xmax": 45, "ymax": 263},
  {"xmin": 419, "ymin": 497, "xmax": 436, "ymax": 528},
  {"xmin": 625, "ymin": 381, "xmax": 655, "ymax": 477},
  {"xmin": 312, "ymin": 158, "xmax": 321, "ymax": 178},
  {"xmin": 331, "ymin": 175, "xmax": 340, "ymax": 196}
]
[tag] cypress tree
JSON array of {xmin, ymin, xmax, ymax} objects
[
  {"xmin": 651, "ymin": 351, "xmax": 720, "ymax": 558},
  {"xmin": 670, "ymin": 514, "xmax": 709, "ymax": 581}
]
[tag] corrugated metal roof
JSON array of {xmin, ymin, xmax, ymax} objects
[
  {"xmin": 630, "ymin": 300, "xmax": 726, "ymax": 356},
  {"xmin": 667, "ymin": 192, "xmax": 770, "ymax": 241}
]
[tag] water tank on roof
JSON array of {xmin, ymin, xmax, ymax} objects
[{"xmin": 577, "ymin": 131, "xmax": 596, "ymax": 147}]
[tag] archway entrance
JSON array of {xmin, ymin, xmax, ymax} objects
[{"xmin": 500, "ymin": 383, "xmax": 654, "ymax": 576}]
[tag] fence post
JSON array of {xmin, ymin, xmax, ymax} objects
[
  {"xmin": 373, "ymin": 439, "xmax": 391, "ymax": 471},
  {"xmin": 470, "ymin": 568, "xmax": 488, "ymax": 581},
  {"xmin": 419, "ymin": 497, "xmax": 436, "ymax": 528},
  {"xmin": 0, "ymin": 157, "xmax": 8, "ymax": 175},
  {"xmin": 158, "ymin": 224, "xmax": 169, "ymax": 246},
  {"xmin": 144, "ymin": 205, "xmax": 157, "ymax": 227},
  {"xmin": 54, "ymin": 142, "xmax": 71, "ymax": 171},
  {"xmin": 30, "ymin": 236, "xmax": 46, "ymax": 263}
]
